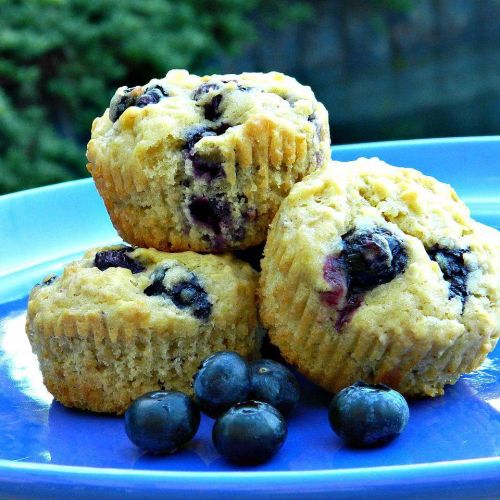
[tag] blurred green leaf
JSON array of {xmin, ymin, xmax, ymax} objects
[{"xmin": 0, "ymin": 0, "xmax": 310, "ymax": 194}]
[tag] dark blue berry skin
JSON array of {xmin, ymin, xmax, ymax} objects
[
  {"xmin": 109, "ymin": 87, "xmax": 138, "ymax": 122},
  {"xmin": 342, "ymin": 227, "xmax": 407, "ymax": 291},
  {"xmin": 322, "ymin": 227, "xmax": 407, "ymax": 331},
  {"xmin": 169, "ymin": 279, "xmax": 212, "ymax": 320},
  {"xmin": 136, "ymin": 86, "xmax": 167, "ymax": 108},
  {"xmin": 109, "ymin": 85, "xmax": 168, "ymax": 122},
  {"xmin": 124, "ymin": 391, "xmax": 200, "ymax": 454},
  {"xmin": 192, "ymin": 82, "xmax": 223, "ymax": 121},
  {"xmin": 328, "ymin": 381, "xmax": 409, "ymax": 448},
  {"xmin": 94, "ymin": 247, "xmax": 144, "ymax": 274},
  {"xmin": 184, "ymin": 126, "xmax": 217, "ymax": 152},
  {"xmin": 144, "ymin": 267, "xmax": 212, "ymax": 321},
  {"xmin": 193, "ymin": 351, "xmax": 250, "ymax": 418},
  {"xmin": 203, "ymin": 94, "xmax": 222, "ymax": 121},
  {"xmin": 192, "ymin": 82, "xmax": 221, "ymax": 101},
  {"xmin": 212, "ymin": 401, "xmax": 287, "ymax": 464},
  {"xmin": 249, "ymin": 359, "xmax": 300, "ymax": 416},
  {"xmin": 188, "ymin": 196, "xmax": 231, "ymax": 235},
  {"xmin": 183, "ymin": 125, "xmax": 231, "ymax": 181},
  {"xmin": 427, "ymin": 246, "xmax": 469, "ymax": 305}
]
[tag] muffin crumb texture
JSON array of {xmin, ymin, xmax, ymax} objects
[
  {"xmin": 26, "ymin": 247, "xmax": 259, "ymax": 414},
  {"xmin": 86, "ymin": 69, "xmax": 330, "ymax": 253},
  {"xmin": 259, "ymin": 158, "xmax": 500, "ymax": 397}
]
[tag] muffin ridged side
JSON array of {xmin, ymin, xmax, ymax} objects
[
  {"xmin": 87, "ymin": 70, "xmax": 330, "ymax": 252},
  {"xmin": 26, "ymin": 248, "xmax": 259, "ymax": 414},
  {"xmin": 259, "ymin": 158, "xmax": 500, "ymax": 397}
]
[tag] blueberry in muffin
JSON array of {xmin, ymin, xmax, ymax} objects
[
  {"xmin": 259, "ymin": 158, "xmax": 500, "ymax": 397},
  {"xmin": 87, "ymin": 69, "xmax": 331, "ymax": 252},
  {"xmin": 26, "ymin": 246, "xmax": 259, "ymax": 414}
]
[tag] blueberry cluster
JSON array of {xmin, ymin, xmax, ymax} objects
[
  {"xmin": 193, "ymin": 352, "xmax": 298, "ymax": 464},
  {"xmin": 124, "ymin": 351, "xmax": 299, "ymax": 464},
  {"xmin": 124, "ymin": 350, "xmax": 410, "ymax": 461},
  {"xmin": 322, "ymin": 226, "xmax": 407, "ymax": 330},
  {"xmin": 193, "ymin": 352, "xmax": 300, "ymax": 418},
  {"xmin": 144, "ymin": 264, "xmax": 212, "ymax": 321},
  {"xmin": 124, "ymin": 349, "xmax": 411, "ymax": 464},
  {"xmin": 181, "ymin": 80, "xmax": 258, "ymax": 249},
  {"xmin": 427, "ymin": 245, "xmax": 470, "ymax": 306}
]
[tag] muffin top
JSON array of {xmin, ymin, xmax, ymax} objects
[
  {"xmin": 89, "ymin": 69, "xmax": 326, "ymax": 142},
  {"xmin": 28, "ymin": 246, "xmax": 258, "ymax": 342},
  {"xmin": 266, "ymin": 157, "xmax": 500, "ymax": 330},
  {"xmin": 86, "ymin": 70, "xmax": 330, "ymax": 253}
]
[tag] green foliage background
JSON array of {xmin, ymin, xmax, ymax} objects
[{"xmin": 0, "ymin": 0, "xmax": 310, "ymax": 194}]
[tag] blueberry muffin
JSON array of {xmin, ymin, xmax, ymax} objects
[
  {"xmin": 259, "ymin": 158, "xmax": 500, "ymax": 397},
  {"xmin": 26, "ymin": 246, "xmax": 259, "ymax": 414},
  {"xmin": 86, "ymin": 69, "xmax": 330, "ymax": 252}
]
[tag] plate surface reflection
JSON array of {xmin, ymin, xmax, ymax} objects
[{"xmin": 0, "ymin": 297, "xmax": 499, "ymax": 472}]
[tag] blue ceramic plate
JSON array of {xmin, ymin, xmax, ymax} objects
[{"xmin": 0, "ymin": 138, "xmax": 499, "ymax": 499}]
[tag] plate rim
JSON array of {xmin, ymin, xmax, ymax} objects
[{"xmin": 0, "ymin": 456, "xmax": 498, "ymax": 495}]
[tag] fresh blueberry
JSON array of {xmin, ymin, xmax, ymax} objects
[
  {"xmin": 124, "ymin": 391, "xmax": 200, "ymax": 454},
  {"xmin": 342, "ymin": 227, "xmax": 407, "ymax": 291},
  {"xmin": 193, "ymin": 351, "xmax": 250, "ymax": 418},
  {"xmin": 427, "ymin": 246, "xmax": 469, "ymax": 304},
  {"xmin": 249, "ymin": 359, "xmax": 300, "ymax": 416},
  {"xmin": 328, "ymin": 381, "xmax": 409, "ymax": 448},
  {"xmin": 94, "ymin": 247, "xmax": 144, "ymax": 274},
  {"xmin": 212, "ymin": 401, "xmax": 287, "ymax": 464},
  {"xmin": 144, "ymin": 266, "xmax": 212, "ymax": 321}
]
